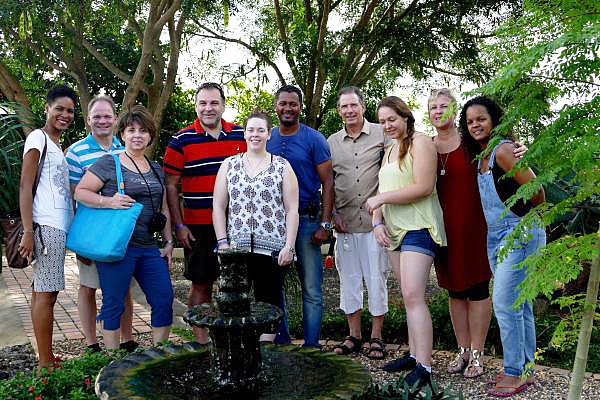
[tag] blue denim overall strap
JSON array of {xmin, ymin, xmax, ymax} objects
[
  {"xmin": 477, "ymin": 140, "xmax": 544, "ymax": 377},
  {"xmin": 476, "ymin": 140, "xmax": 520, "ymax": 228}
]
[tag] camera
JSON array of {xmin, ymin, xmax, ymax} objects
[{"xmin": 149, "ymin": 212, "xmax": 167, "ymax": 233}]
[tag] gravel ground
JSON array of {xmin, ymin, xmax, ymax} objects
[{"xmin": 2, "ymin": 260, "xmax": 597, "ymax": 399}]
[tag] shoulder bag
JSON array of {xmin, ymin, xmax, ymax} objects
[
  {"xmin": 3, "ymin": 132, "xmax": 47, "ymax": 269},
  {"xmin": 66, "ymin": 154, "xmax": 144, "ymax": 262}
]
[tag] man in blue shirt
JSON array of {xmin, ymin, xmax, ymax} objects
[
  {"xmin": 267, "ymin": 85, "xmax": 334, "ymax": 348},
  {"xmin": 65, "ymin": 95, "xmax": 136, "ymax": 353}
]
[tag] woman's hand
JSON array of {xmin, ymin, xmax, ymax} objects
[
  {"xmin": 373, "ymin": 224, "xmax": 391, "ymax": 248},
  {"xmin": 105, "ymin": 193, "xmax": 136, "ymax": 209},
  {"xmin": 18, "ymin": 231, "xmax": 34, "ymax": 259},
  {"xmin": 278, "ymin": 246, "xmax": 294, "ymax": 266},
  {"xmin": 217, "ymin": 242, "xmax": 231, "ymax": 250},
  {"xmin": 365, "ymin": 195, "xmax": 383, "ymax": 215},
  {"xmin": 160, "ymin": 242, "xmax": 174, "ymax": 268},
  {"xmin": 513, "ymin": 142, "xmax": 528, "ymax": 159}
]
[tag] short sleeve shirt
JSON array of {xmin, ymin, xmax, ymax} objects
[
  {"xmin": 163, "ymin": 119, "xmax": 246, "ymax": 225},
  {"xmin": 65, "ymin": 134, "xmax": 124, "ymax": 185},
  {"xmin": 88, "ymin": 155, "xmax": 165, "ymax": 248},
  {"xmin": 328, "ymin": 120, "xmax": 392, "ymax": 232},
  {"xmin": 23, "ymin": 129, "xmax": 72, "ymax": 232},
  {"xmin": 267, "ymin": 123, "xmax": 331, "ymax": 210}
]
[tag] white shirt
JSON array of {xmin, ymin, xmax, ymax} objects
[{"xmin": 23, "ymin": 129, "xmax": 73, "ymax": 232}]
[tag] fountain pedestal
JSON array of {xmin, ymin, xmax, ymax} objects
[{"xmin": 184, "ymin": 250, "xmax": 283, "ymax": 392}]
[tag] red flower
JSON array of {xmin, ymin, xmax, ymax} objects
[
  {"xmin": 28, "ymin": 386, "xmax": 35, "ymax": 392},
  {"xmin": 84, "ymin": 377, "xmax": 91, "ymax": 386},
  {"xmin": 41, "ymin": 378, "xmax": 48, "ymax": 384},
  {"xmin": 35, "ymin": 397, "xmax": 42, "ymax": 400}
]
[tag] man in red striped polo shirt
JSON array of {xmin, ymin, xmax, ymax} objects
[{"xmin": 164, "ymin": 82, "xmax": 246, "ymax": 343}]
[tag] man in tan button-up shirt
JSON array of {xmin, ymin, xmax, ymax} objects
[{"xmin": 328, "ymin": 86, "xmax": 392, "ymax": 359}]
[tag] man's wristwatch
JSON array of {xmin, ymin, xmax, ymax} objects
[{"xmin": 320, "ymin": 222, "xmax": 333, "ymax": 232}]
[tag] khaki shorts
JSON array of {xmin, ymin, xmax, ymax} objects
[{"xmin": 78, "ymin": 258, "xmax": 136, "ymax": 289}]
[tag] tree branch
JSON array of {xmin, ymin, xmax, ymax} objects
[
  {"xmin": 529, "ymin": 74, "xmax": 600, "ymax": 88},
  {"xmin": 273, "ymin": 0, "xmax": 301, "ymax": 83},
  {"xmin": 192, "ymin": 21, "xmax": 286, "ymax": 85}
]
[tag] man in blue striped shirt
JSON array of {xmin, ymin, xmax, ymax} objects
[{"xmin": 65, "ymin": 95, "xmax": 137, "ymax": 353}]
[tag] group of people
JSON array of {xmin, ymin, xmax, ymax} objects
[{"xmin": 17, "ymin": 82, "xmax": 545, "ymax": 398}]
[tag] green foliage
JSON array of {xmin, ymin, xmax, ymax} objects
[
  {"xmin": 227, "ymin": 81, "xmax": 277, "ymax": 127},
  {"xmin": 153, "ymin": 87, "xmax": 197, "ymax": 161},
  {"xmin": 0, "ymin": 103, "xmax": 42, "ymax": 216},
  {"xmin": 171, "ymin": 326, "xmax": 196, "ymax": 341},
  {"xmin": 362, "ymin": 380, "xmax": 463, "ymax": 400},
  {"xmin": 0, "ymin": 351, "xmax": 125, "ymax": 400}
]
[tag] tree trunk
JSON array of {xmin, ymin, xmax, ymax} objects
[
  {"xmin": 0, "ymin": 60, "xmax": 33, "ymax": 134},
  {"xmin": 567, "ymin": 232, "xmax": 600, "ymax": 399}
]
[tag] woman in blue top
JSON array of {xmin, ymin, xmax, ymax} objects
[{"xmin": 460, "ymin": 96, "xmax": 545, "ymax": 397}]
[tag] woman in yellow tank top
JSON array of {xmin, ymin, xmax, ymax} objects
[{"xmin": 366, "ymin": 96, "xmax": 446, "ymax": 390}]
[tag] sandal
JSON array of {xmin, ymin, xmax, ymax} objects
[
  {"xmin": 367, "ymin": 338, "xmax": 386, "ymax": 360},
  {"xmin": 447, "ymin": 346, "xmax": 470, "ymax": 373},
  {"xmin": 333, "ymin": 335, "xmax": 362, "ymax": 355},
  {"xmin": 463, "ymin": 349, "xmax": 484, "ymax": 378},
  {"xmin": 487, "ymin": 382, "xmax": 529, "ymax": 397},
  {"xmin": 486, "ymin": 373, "xmax": 535, "ymax": 386}
]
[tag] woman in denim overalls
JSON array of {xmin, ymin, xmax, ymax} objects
[{"xmin": 459, "ymin": 96, "xmax": 546, "ymax": 397}]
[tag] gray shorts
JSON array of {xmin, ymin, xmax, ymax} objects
[{"xmin": 32, "ymin": 225, "xmax": 66, "ymax": 292}]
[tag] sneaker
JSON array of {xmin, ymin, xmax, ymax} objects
[
  {"xmin": 382, "ymin": 351, "xmax": 416, "ymax": 372},
  {"xmin": 404, "ymin": 363, "xmax": 431, "ymax": 391},
  {"xmin": 119, "ymin": 340, "xmax": 139, "ymax": 353}
]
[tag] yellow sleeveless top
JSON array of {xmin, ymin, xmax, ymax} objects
[{"xmin": 378, "ymin": 144, "xmax": 447, "ymax": 250}]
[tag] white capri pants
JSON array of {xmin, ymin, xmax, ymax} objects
[{"xmin": 334, "ymin": 231, "xmax": 389, "ymax": 316}]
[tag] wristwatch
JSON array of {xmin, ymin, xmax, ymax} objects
[{"xmin": 320, "ymin": 222, "xmax": 333, "ymax": 232}]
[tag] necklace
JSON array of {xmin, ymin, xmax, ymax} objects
[
  {"xmin": 439, "ymin": 152, "xmax": 450, "ymax": 176},
  {"xmin": 244, "ymin": 153, "xmax": 269, "ymax": 178}
]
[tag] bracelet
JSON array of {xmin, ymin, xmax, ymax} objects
[
  {"xmin": 217, "ymin": 238, "xmax": 229, "ymax": 245},
  {"xmin": 373, "ymin": 222, "xmax": 385, "ymax": 229},
  {"xmin": 175, "ymin": 223, "xmax": 186, "ymax": 230}
]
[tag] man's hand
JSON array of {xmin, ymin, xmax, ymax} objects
[
  {"xmin": 333, "ymin": 213, "xmax": 348, "ymax": 233},
  {"xmin": 176, "ymin": 225, "xmax": 196, "ymax": 249},
  {"xmin": 311, "ymin": 226, "xmax": 330, "ymax": 246}
]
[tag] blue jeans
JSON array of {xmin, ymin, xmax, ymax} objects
[
  {"xmin": 96, "ymin": 246, "xmax": 174, "ymax": 330},
  {"xmin": 488, "ymin": 220, "xmax": 546, "ymax": 377},
  {"xmin": 277, "ymin": 214, "xmax": 324, "ymax": 347}
]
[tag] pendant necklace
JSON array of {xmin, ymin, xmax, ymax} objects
[{"xmin": 440, "ymin": 152, "xmax": 450, "ymax": 176}]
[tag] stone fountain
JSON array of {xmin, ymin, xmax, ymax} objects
[{"xmin": 95, "ymin": 250, "xmax": 371, "ymax": 399}]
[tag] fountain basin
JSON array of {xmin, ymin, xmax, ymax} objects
[{"xmin": 95, "ymin": 342, "xmax": 371, "ymax": 399}]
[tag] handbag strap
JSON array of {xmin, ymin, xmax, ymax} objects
[
  {"xmin": 111, "ymin": 154, "xmax": 126, "ymax": 195},
  {"xmin": 31, "ymin": 132, "xmax": 48, "ymax": 199}
]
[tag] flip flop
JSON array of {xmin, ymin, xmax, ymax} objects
[
  {"xmin": 333, "ymin": 336, "xmax": 362, "ymax": 355},
  {"xmin": 486, "ymin": 373, "xmax": 535, "ymax": 386},
  {"xmin": 367, "ymin": 338, "xmax": 386, "ymax": 360},
  {"xmin": 487, "ymin": 383, "xmax": 529, "ymax": 397}
]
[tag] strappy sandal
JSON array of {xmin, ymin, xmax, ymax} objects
[
  {"xmin": 367, "ymin": 338, "xmax": 386, "ymax": 360},
  {"xmin": 447, "ymin": 346, "xmax": 470, "ymax": 373},
  {"xmin": 463, "ymin": 349, "xmax": 485, "ymax": 378},
  {"xmin": 333, "ymin": 335, "xmax": 362, "ymax": 355}
]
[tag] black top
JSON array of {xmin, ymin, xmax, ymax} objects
[
  {"xmin": 88, "ymin": 154, "xmax": 165, "ymax": 248},
  {"xmin": 491, "ymin": 163, "xmax": 533, "ymax": 217}
]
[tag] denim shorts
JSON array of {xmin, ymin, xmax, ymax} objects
[{"xmin": 394, "ymin": 228, "xmax": 438, "ymax": 257}]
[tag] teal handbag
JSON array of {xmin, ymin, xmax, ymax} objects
[{"xmin": 66, "ymin": 154, "xmax": 144, "ymax": 262}]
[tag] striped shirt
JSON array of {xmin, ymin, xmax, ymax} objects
[
  {"xmin": 163, "ymin": 118, "xmax": 246, "ymax": 225},
  {"xmin": 65, "ymin": 134, "xmax": 124, "ymax": 185}
]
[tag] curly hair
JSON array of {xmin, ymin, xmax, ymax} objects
[
  {"xmin": 377, "ymin": 96, "xmax": 415, "ymax": 168},
  {"xmin": 46, "ymin": 85, "xmax": 78, "ymax": 108},
  {"xmin": 459, "ymin": 96, "xmax": 508, "ymax": 161}
]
